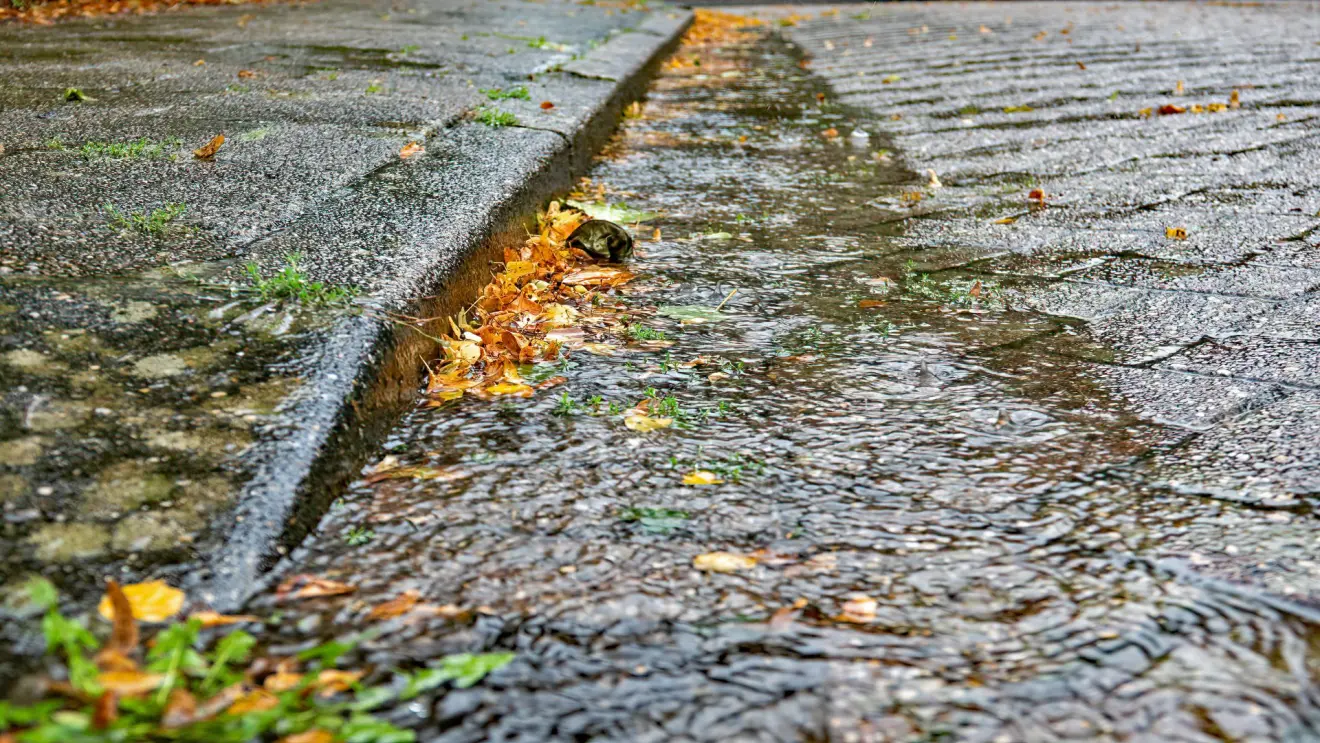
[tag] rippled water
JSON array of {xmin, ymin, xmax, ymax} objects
[{"xmin": 252, "ymin": 31, "xmax": 1320, "ymax": 742}]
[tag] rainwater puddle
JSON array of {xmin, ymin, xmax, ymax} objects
[{"xmin": 251, "ymin": 28, "xmax": 1320, "ymax": 742}]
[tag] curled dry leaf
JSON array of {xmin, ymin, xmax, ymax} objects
[
  {"xmin": 837, "ymin": 594, "xmax": 878, "ymax": 623},
  {"xmin": 682, "ymin": 470, "xmax": 724, "ymax": 486},
  {"xmin": 103, "ymin": 579, "xmax": 138, "ymax": 654},
  {"xmin": 189, "ymin": 611, "xmax": 260, "ymax": 627},
  {"xmin": 193, "ymin": 134, "xmax": 225, "ymax": 160},
  {"xmin": 1165, "ymin": 226, "xmax": 1188, "ymax": 240},
  {"xmin": 399, "ymin": 141, "xmax": 424, "ymax": 159},
  {"xmin": 276, "ymin": 574, "xmax": 357, "ymax": 600},
  {"xmin": 367, "ymin": 590, "xmax": 421, "ymax": 621},
  {"xmin": 97, "ymin": 580, "xmax": 184, "ymax": 623},
  {"xmin": 693, "ymin": 551, "xmax": 757, "ymax": 573}
]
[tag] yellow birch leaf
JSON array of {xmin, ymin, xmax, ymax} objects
[
  {"xmin": 487, "ymin": 382, "xmax": 534, "ymax": 397},
  {"xmin": 683, "ymin": 470, "xmax": 723, "ymax": 486},
  {"xmin": 97, "ymin": 580, "xmax": 184, "ymax": 623},
  {"xmin": 624, "ymin": 414, "xmax": 672, "ymax": 432}
]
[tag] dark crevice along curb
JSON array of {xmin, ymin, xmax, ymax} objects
[{"xmin": 198, "ymin": 10, "xmax": 693, "ymax": 612}]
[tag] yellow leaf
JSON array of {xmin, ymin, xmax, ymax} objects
[
  {"xmin": 582, "ymin": 342, "xmax": 618, "ymax": 356},
  {"xmin": 503, "ymin": 260, "xmax": 536, "ymax": 281},
  {"xmin": 992, "ymin": 216, "xmax": 1017, "ymax": 225},
  {"xmin": 542, "ymin": 303, "xmax": 579, "ymax": 328},
  {"xmin": 97, "ymin": 580, "xmax": 184, "ymax": 623},
  {"xmin": 278, "ymin": 730, "xmax": 334, "ymax": 743},
  {"xmin": 836, "ymin": 594, "xmax": 878, "ymax": 623},
  {"xmin": 1165, "ymin": 226, "xmax": 1188, "ymax": 240},
  {"xmin": 399, "ymin": 141, "xmax": 424, "ymax": 159},
  {"xmin": 487, "ymin": 382, "xmax": 534, "ymax": 397},
  {"xmin": 624, "ymin": 414, "xmax": 672, "ymax": 432},
  {"xmin": 227, "ymin": 690, "xmax": 280, "ymax": 715},
  {"xmin": 192, "ymin": 134, "xmax": 225, "ymax": 160},
  {"xmin": 683, "ymin": 470, "xmax": 723, "ymax": 486},
  {"xmin": 693, "ymin": 551, "xmax": 756, "ymax": 573},
  {"xmin": 97, "ymin": 670, "xmax": 165, "ymax": 696}
]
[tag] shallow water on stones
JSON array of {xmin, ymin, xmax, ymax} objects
[{"xmin": 253, "ymin": 34, "xmax": 1320, "ymax": 742}]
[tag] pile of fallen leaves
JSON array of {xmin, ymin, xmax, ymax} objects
[
  {"xmin": 681, "ymin": 9, "xmax": 763, "ymax": 48},
  {"xmin": 0, "ymin": 0, "xmax": 283, "ymax": 24},
  {"xmin": 3, "ymin": 577, "xmax": 511, "ymax": 742},
  {"xmin": 424, "ymin": 201, "xmax": 635, "ymax": 403}
]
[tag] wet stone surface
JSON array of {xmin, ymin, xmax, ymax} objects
[{"xmin": 243, "ymin": 11, "xmax": 1320, "ymax": 743}]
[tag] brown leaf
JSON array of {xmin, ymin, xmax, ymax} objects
[
  {"xmin": 161, "ymin": 689, "xmax": 198, "ymax": 728},
  {"xmin": 399, "ymin": 141, "xmax": 424, "ymax": 159},
  {"xmin": 263, "ymin": 671, "xmax": 304, "ymax": 692},
  {"xmin": 968, "ymin": 280, "xmax": 983, "ymax": 298},
  {"xmin": 276, "ymin": 574, "xmax": 357, "ymax": 600},
  {"xmin": 836, "ymin": 594, "xmax": 878, "ymax": 623},
  {"xmin": 857, "ymin": 299, "xmax": 885, "ymax": 309},
  {"xmin": 693, "ymin": 551, "xmax": 756, "ymax": 572},
  {"xmin": 540, "ymin": 101, "xmax": 555, "ymax": 110},
  {"xmin": 768, "ymin": 606, "xmax": 799, "ymax": 630},
  {"xmin": 1076, "ymin": 61, "xmax": 1087, "ymax": 70},
  {"xmin": 314, "ymin": 670, "xmax": 365, "ymax": 698},
  {"xmin": 227, "ymin": 689, "xmax": 280, "ymax": 715},
  {"xmin": 367, "ymin": 590, "xmax": 421, "ymax": 621},
  {"xmin": 237, "ymin": 69, "xmax": 257, "ymax": 79},
  {"xmin": 1158, "ymin": 104, "xmax": 1186, "ymax": 115},
  {"xmin": 103, "ymin": 579, "xmax": 138, "ymax": 655},
  {"xmin": 193, "ymin": 134, "xmax": 225, "ymax": 160},
  {"xmin": 1027, "ymin": 188, "xmax": 1046, "ymax": 205},
  {"xmin": 92, "ymin": 692, "xmax": 118, "ymax": 730},
  {"xmin": 190, "ymin": 611, "xmax": 260, "ymax": 628}
]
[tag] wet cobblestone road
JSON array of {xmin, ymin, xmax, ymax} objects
[{"xmin": 252, "ymin": 7, "xmax": 1320, "ymax": 741}]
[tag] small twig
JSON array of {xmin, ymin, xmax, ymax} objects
[{"xmin": 715, "ymin": 288, "xmax": 738, "ymax": 312}]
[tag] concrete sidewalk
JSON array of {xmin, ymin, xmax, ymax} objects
[{"xmin": 0, "ymin": 0, "xmax": 689, "ymax": 611}]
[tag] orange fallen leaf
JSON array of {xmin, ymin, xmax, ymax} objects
[
  {"xmin": 97, "ymin": 670, "xmax": 165, "ymax": 696},
  {"xmin": 693, "ymin": 551, "xmax": 756, "ymax": 573},
  {"xmin": 540, "ymin": 101, "xmax": 555, "ymax": 110},
  {"xmin": 819, "ymin": 128, "xmax": 839, "ymax": 139},
  {"xmin": 1229, "ymin": 89, "xmax": 1241, "ymax": 109},
  {"xmin": 314, "ymin": 670, "xmax": 365, "ymax": 698},
  {"xmin": 1158, "ymin": 104, "xmax": 1186, "ymax": 115},
  {"xmin": 190, "ymin": 611, "xmax": 260, "ymax": 628},
  {"xmin": 1027, "ymin": 188, "xmax": 1046, "ymax": 205},
  {"xmin": 1076, "ymin": 61, "xmax": 1086, "ymax": 70},
  {"xmin": 98, "ymin": 580, "xmax": 184, "ymax": 623},
  {"xmin": 367, "ymin": 590, "xmax": 421, "ymax": 621},
  {"xmin": 399, "ymin": 141, "xmax": 424, "ymax": 159},
  {"xmin": 858, "ymin": 299, "xmax": 885, "ymax": 309},
  {"xmin": 278, "ymin": 731, "xmax": 334, "ymax": 743},
  {"xmin": 237, "ymin": 69, "xmax": 257, "ymax": 79},
  {"xmin": 193, "ymin": 134, "xmax": 225, "ymax": 160},
  {"xmin": 968, "ymin": 280, "xmax": 983, "ymax": 298},
  {"xmin": 993, "ymin": 216, "xmax": 1017, "ymax": 225},
  {"xmin": 227, "ymin": 690, "xmax": 280, "ymax": 715},
  {"xmin": 263, "ymin": 671, "xmax": 304, "ymax": 692}
]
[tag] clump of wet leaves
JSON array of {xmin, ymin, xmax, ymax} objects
[
  {"xmin": 3, "ymin": 578, "xmax": 513, "ymax": 742},
  {"xmin": 425, "ymin": 202, "xmax": 636, "ymax": 404}
]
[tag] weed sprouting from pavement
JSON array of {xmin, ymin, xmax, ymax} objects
[
  {"xmin": 344, "ymin": 526, "xmax": 375, "ymax": 546},
  {"xmin": 480, "ymin": 86, "xmax": 530, "ymax": 101},
  {"xmin": 475, "ymin": 106, "xmax": 518, "ymax": 127},
  {"xmin": 626, "ymin": 323, "xmax": 667, "ymax": 341},
  {"xmin": 81, "ymin": 137, "xmax": 181, "ymax": 160},
  {"xmin": 104, "ymin": 202, "xmax": 186, "ymax": 235},
  {"xmin": 244, "ymin": 254, "xmax": 358, "ymax": 306}
]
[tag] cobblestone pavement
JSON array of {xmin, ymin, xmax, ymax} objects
[
  {"xmin": 234, "ymin": 7, "xmax": 1320, "ymax": 742},
  {"xmin": 774, "ymin": 2, "xmax": 1320, "ymax": 511}
]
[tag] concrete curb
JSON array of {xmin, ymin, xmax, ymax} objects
[{"xmin": 198, "ymin": 9, "xmax": 693, "ymax": 611}]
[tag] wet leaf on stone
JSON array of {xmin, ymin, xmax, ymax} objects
[
  {"xmin": 367, "ymin": 590, "xmax": 421, "ymax": 621},
  {"xmin": 624, "ymin": 413, "xmax": 672, "ymax": 432},
  {"xmin": 192, "ymin": 134, "xmax": 225, "ymax": 159},
  {"xmin": 399, "ymin": 141, "xmax": 424, "ymax": 159},
  {"xmin": 836, "ymin": 595, "xmax": 878, "ymax": 623},
  {"xmin": 97, "ymin": 580, "xmax": 184, "ymax": 623},
  {"xmin": 657, "ymin": 305, "xmax": 729, "ymax": 323},
  {"xmin": 276, "ymin": 574, "xmax": 357, "ymax": 600},
  {"xmin": 566, "ymin": 199, "xmax": 659, "ymax": 223},
  {"xmin": 189, "ymin": 611, "xmax": 260, "ymax": 627},
  {"xmin": 693, "ymin": 552, "xmax": 755, "ymax": 572},
  {"xmin": 683, "ymin": 470, "xmax": 724, "ymax": 486}
]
